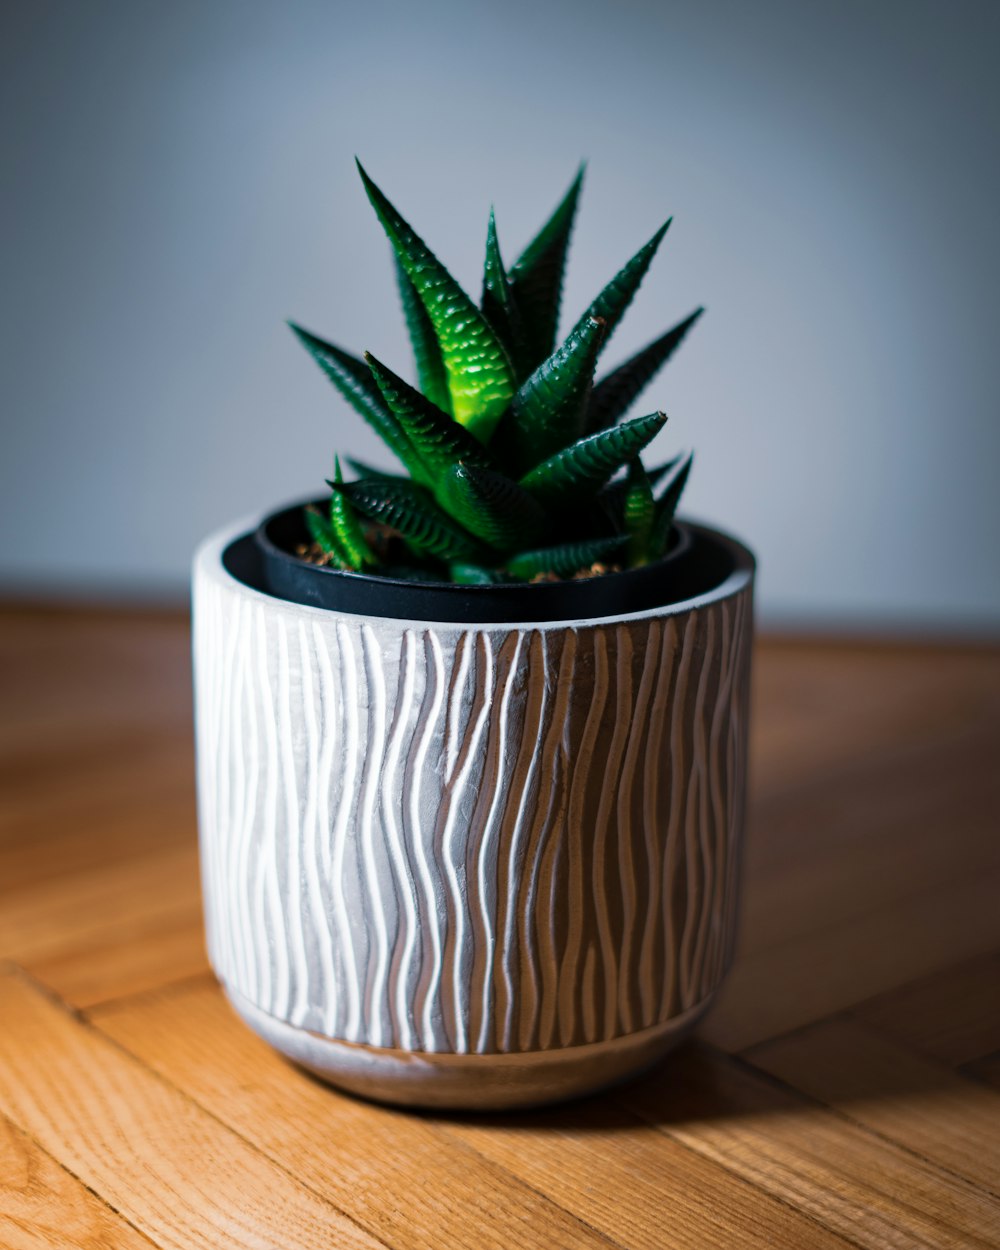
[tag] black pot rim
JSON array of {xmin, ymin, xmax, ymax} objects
[{"xmin": 219, "ymin": 498, "xmax": 754, "ymax": 627}]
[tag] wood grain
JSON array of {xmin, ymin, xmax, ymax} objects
[
  {"xmin": 0, "ymin": 972, "xmax": 384, "ymax": 1250},
  {"xmin": 747, "ymin": 1016, "xmax": 1000, "ymax": 1197},
  {"xmin": 94, "ymin": 978, "xmax": 619, "ymax": 1250},
  {"xmin": 0, "ymin": 1113, "xmax": 155, "ymax": 1250},
  {"xmin": 2, "ymin": 604, "xmax": 999, "ymax": 1247},
  {"xmin": 621, "ymin": 1044, "xmax": 1000, "ymax": 1249}
]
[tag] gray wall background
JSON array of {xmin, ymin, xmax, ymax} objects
[{"xmin": 2, "ymin": 0, "xmax": 999, "ymax": 629}]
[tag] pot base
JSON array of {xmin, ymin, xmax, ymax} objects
[{"xmin": 224, "ymin": 984, "xmax": 713, "ymax": 1110}]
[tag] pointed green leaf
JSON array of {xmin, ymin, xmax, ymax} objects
[
  {"xmin": 481, "ymin": 209, "xmax": 526, "ymax": 377},
  {"xmin": 449, "ymin": 562, "xmax": 504, "ymax": 585},
  {"xmin": 587, "ymin": 308, "xmax": 703, "ymax": 432},
  {"xmin": 623, "ymin": 457, "xmax": 655, "ymax": 565},
  {"xmin": 438, "ymin": 462, "xmax": 548, "ymax": 550},
  {"xmin": 519, "ymin": 411, "xmax": 666, "ymax": 504},
  {"xmin": 289, "ymin": 322, "xmax": 418, "ymax": 476},
  {"xmin": 304, "ymin": 506, "xmax": 349, "ymax": 567},
  {"xmin": 356, "ymin": 161, "xmax": 514, "ymax": 440},
  {"xmin": 364, "ymin": 352, "xmax": 492, "ymax": 488},
  {"xmin": 394, "ymin": 255, "xmax": 451, "ymax": 414},
  {"xmin": 651, "ymin": 452, "xmax": 693, "ymax": 555},
  {"xmin": 325, "ymin": 457, "xmax": 376, "ymax": 568},
  {"xmin": 567, "ymin": 219, "xmax": 671, "ymax": 356},
  {"xmin": 497, "ymin": 314, "xmax": 606, "ymax": 475},
  {"xmin": 506, "ymin": 535, "xmax": 625, "ymax": 581},
  {"xmin": 509, "ymin": 165, "xmax": 584, "ymax": 372},
  {"xmin": 334, "ymin": 478, "xmax": 485, "ymax": 563}
]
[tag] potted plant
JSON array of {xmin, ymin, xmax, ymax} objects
[{"xmin": 192, "ymin": 161, "xmax": 754, "ymax": 1110}]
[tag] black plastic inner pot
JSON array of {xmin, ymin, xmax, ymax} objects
[{"xmin": 222, "ymin": 500, "xmax": 748, "ymax": 625}]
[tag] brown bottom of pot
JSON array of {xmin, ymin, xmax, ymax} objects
[{"xmin": 224, "ymin": 983, "xmax": 714, "ymax": 1111}]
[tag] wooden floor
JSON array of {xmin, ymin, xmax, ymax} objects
[{"xmin": 1, "ymin": 603, "xmax": 999, "ymax": 1249}]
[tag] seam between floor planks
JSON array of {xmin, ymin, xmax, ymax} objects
[
  {"xmin": 1, "ymin": 967, "xmax": 394, "ymax": 1250},
  {"xmin": 738, "ymin": 1030, "xmax": 1000, "ymax": 1204},
  {"xmin": 80, "ymin": 975, "xmax": 633, "ymax": 1250},
  {"xmin": 1, "ymin": 1110, "xmax": 163, "ymax": 1250},
  {"xmin": 614, "ymin": 1042, "xmax": 1000, "ymax": 1250}
]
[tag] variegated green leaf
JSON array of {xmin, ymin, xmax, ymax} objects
[
  {"xmin": 567, "ymin": 219, "xmax": 671, "ymax": 356},
  {"xmin": 334, "ymin": 477, "xmax": 485, "ymax": 562},
  {"xmin": 519, "ymin": 411, "xmax": 666, "ymax": 504},
  {"xmin": 509, "ymin": 164, "xmax": 584, "ymax": 372},
  {"xmin": 364, "ymin": 352, "xmax": 492, "ymax": 488},
  {"xmin": 587, "ymin": 307, "xmax": 703, "ymax": 432},
  {"xmin": 304, "ymin": 506, "xmax": 349, "ymax": 567},
  {"xmin": 497, "ymin": 314, "xmax": 606, "ymax": 474},
  {"xmin": 481, "ymin": 209, "xmax": 526, "ymax": 377},
  {"xmin": 357, "ymin": 161, "xmax": 514, "ymax": 440},
  {"xmin": 325, "ymin": 457, "xmax": 376, "ymax": 568},
  {"xmin": 506, "ymin": 535, "xmax": 625, "ymax": 581},
  {"xmin": 288, "ymin": 322, "xmax": 418, "ymax": 476},
  {"xmin": 394, "ymin": 255, "xmax": 451, "ymax": 414},
  {"xmin": 439, "ymin": 462, "xmax": 547, "ymax": 550},
  {"xmin": 650, "ymin": 451, "xmax": 693, "ymax": 556},
  {"xmin": 624, "ymin": 457, "xmax": 655, "ymax": 565}
]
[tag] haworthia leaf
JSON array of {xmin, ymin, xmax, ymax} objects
[
  {"xmin": 288, "ymin": 322, "xmax": 418, "ymax": 476},
  {"xmin": 506, "ymin": 535, "xmax": 626, "ymax": 581},
  {"xmin": 567, "ymin": 219, "xmax": 671, "ymax": 356},
  {"xmin": 326, "ymin": 456, "xmax": 376, "ymax": 568},
  {"xmin": 333, "ymin": 478, "xmax": 485, "ymax": 562},
  {"xmin": 394, "ymin": 255, "xmax": 451, "ymax": 414},
  {"xmin": 498, "ymin": 314, "xmax": 606, "ymax": 475},
  {"xmin": 650, "ymin": 451, "xmax": 693, "ymax": 556},
  {"xmin": 519, "ymin": 411, "xmax": 667, "ymax": 504},
  {"xmin": 509, "ymin": 164, "xmax": 584, "ymax": 372},
  {"xmin": 439, "ymin": 462, "xmax": 548, "ymax": 550},
  {"xmin": 449, "ymin": 561, "xmax": 504, "ymax": 585},
  {"xmin": 356, "ymin": 160, "xmax": 514, "ymax": 440},
  {"xmin": 304, "ymin": 506, "xmax": 349, "ymax": 567},
  {"xmin": 624, "ymin": 457, "xmax": 655, "ymax": 565},
  {"xmin": 481, "ymin": 209, "xmax": 526, "ymax": 378},
  {"xmin": 364, "ymin": 352, "xmax": 492, "ymax": 486},
  {"xmin": 587, "ymin": 307, "xmax": 704, "ymax": 432}
]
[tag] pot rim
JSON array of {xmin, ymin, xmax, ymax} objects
[{"xmin": 194, "ymin": 506, "xmax": 755, "ymax": 633}]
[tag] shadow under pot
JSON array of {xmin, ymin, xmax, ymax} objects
[{"xmin": 192, "ymin": 504, "xmax": 755, "ymax": 1110}]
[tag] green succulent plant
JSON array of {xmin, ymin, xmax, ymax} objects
[{"xmin": 291, "ymin": 160, "xmax": 700, "ymax": 584}]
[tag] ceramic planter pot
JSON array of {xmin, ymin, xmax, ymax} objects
[{"xmin": 192, "ymin": 508, "xmax": 755, "ymax": 1110}]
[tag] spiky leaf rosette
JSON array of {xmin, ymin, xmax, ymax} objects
[
  {"xmin": 357, "ymin": 161, "xmax": 514, "ymax": 441},
  {"xmin": 291, "ymin": 162, "xmax": 700, "ymax": 585}
]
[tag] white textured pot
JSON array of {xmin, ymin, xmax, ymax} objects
[{"xmin": 192, "ymin": 516, "xmax": 754, "ymax": 1109}]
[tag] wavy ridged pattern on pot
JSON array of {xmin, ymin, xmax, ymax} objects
[{"xmin": 192, "ymin": 521, "xmax": 754, "ymax": 1108}]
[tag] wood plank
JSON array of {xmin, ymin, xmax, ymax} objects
[
  {"xmin": 0, "ymin": 1112, "xmax": 156, "ymax": 1250},
  {"xmin": 701, "ymin": 866, "xmax": 1000, "ymax": 1052},
  {"xmin": 746, "ymin": 1016, "xmax": 1000, "ymax": 1196},
  {"xmin": 438, "ymin": 1097, "xmax": 853, "ymax": 1250},
  {"xmin": 853, "ymin": 952, "xmax": 1000, "ymax": 1066},
  {"xmin": 0, "ymin": 971, "xmax": 384, "ymax": 1250},
  {"xmin": 26, "ymin": 912, "xmax": 209, "ymax": 1009},
  {"xmin": 616, "ymin": 1043, "xmax": 1000, "ymax": 1249},
  {"xmin": 93, "ymin": 978, "xmax": 619, "ymax": 1250}
]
